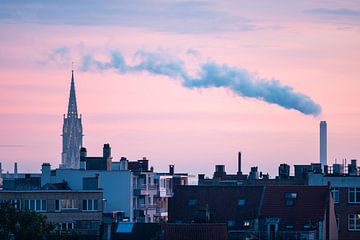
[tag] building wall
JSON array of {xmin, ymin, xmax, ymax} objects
[
  {"xmin": 308, "ymin": 173, "xmax": 360, "ymax": 240},
  {"xmin": 42, "ymin": 168, "xmax": 133, "ymax": 220},
  {"xmin": 0, "ymin": 190, "xmax": 102, "ymax": 233}
]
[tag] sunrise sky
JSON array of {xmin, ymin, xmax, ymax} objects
[{"xmin": 0, "ymin": 0, "xmax": 359, "ymax": 177}]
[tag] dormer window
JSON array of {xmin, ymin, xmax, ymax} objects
[
  {"xmin": 188, "ymin": 199, "xmax": 198, "ymax": 206},
  {"xmin": 238, "ymin": 199, "xmax": 246, "ymax": 206},
  {"xmin": 285, "ymin": 192, "xmax": 297, "ymax": 206},
  {"xmin": 285, "ymin": 225, "xmax": 294, "ymax": 229},
  {"xmin": 285, "ymin": 192, "xmax": 297, "ymax": 199}
]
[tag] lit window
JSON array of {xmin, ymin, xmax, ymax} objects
[
  {"xmin": 348, "ymin": 188, "xmax": 360, "ymax": 203},
  {"xmin": 331, "ymin": 188, "xmax": 339, "ymax": 204},
  {"xmin": 56, "ymin": 199, "xmax": 78, "ymax": 211},
  {"xmin": 348, "ymin": 214, "xmax": 360, "ymax": 231},
  {"xmin": 238, "ymin": 199, "xmax": 246, "ymax": 206}
]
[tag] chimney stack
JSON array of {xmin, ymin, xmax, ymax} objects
[
  {"xmin": 103, "ymin": 144, "xmax": 111, "ymax": 159},
  {"xmin": 14, "ymin": 162, "xmax": 18, "ymax": 177},
  {"xmin": 169, "ymin": 165, "xmax": 174, "ymax": 175},
  {"xmin": 320, "ymin": 121, "xmax": 327, "ymax": 167},
  {"xmin": 237, "ymin": 152, "xmax": 242, "ymax": 175}
]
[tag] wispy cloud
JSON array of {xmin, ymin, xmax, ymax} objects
[
  {"xmin": 0, "ymin": 144, "xmax": 25, "ymax": 148},
  {"xmin": 76, "ymin": 48, "xmax": 322, "ymax": 116},
  {"xmin": 305, "ymin": 8, "xmax": 360, "ymax": 17},
  {"xmin": 0, "ymin": 0, "xmax": 254, "ymax": 34}
]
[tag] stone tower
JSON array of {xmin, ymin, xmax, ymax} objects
[{"xmin": 61, "ymin": 70, "xmax": 83, "ymax": 169}]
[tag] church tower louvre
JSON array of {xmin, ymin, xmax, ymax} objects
[{"xmin": 61, "ymin": 70, "xmax": 83, "ymax": 169}]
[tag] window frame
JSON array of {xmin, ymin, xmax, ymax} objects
[
  {"xmin": 83, "ymin": 199, "xmax": 99, "ymax": 211},
  {"xmin": 331, "ymin": 187, "xmax": 340, "ymax": 204},
  {"xmin": 348, "ymin": 188, "xmax": 360, "ymax": 204},
  {"xmin": 23, "ymin": 199, "xmax": 47, "ymax": 212},
  {"xmin": 348, "ymin": 214, "xmax": 360, "ymax": 231},
  {"xmin": 55, "ymin": 199, "xmax": 78, "ymax": 211}
]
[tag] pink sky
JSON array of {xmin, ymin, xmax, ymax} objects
[{"xmin": 0, "ymin": 1, "xmax": 360, "ymax": 176}]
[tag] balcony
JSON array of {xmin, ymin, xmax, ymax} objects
[
  {"xmin": 154, "ymin": 208, "xmax": 168, "ymax": 217},
  {"xmin": 158, "ymin": 188, "xmax": 173, "ymax": 197},
  {"xmin": 133, "ymin": 184, "xmax": 158, "ymax": 196},
  {"xmin": 137, "ymin": 203, "xmax": 157, "ymax": 211}
]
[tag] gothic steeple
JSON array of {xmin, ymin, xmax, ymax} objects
[
  {"xmin": 67, "ymin": 70, "xmax": 78, "ymax": 117},
  {"xmin": 61, "ymin": 70, "xmax": 83, "ymax": 169}
]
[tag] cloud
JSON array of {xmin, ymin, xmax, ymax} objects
[
  {"xmin": 0, "ymin": 145, "xmax": 25, "ymax": 148},
  {"xmin": 305, "ymin": 8, "xmax": 360, "ymax": 17},
  {"xmin": 78, "ymin": 49, "xmax": 321, "ymax": 116},
  {"xmin": 0, "ymin": 0, "xmax": 254, "ymax": 34}
]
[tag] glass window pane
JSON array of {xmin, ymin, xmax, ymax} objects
[
  {"xmin": 36, "ymin": 200, "xmax": 41, "ymax": 211},
  {"xmin": 55, "ymin": 200, "xmax": 60, "ymax": 211},
  {"xmin": 89, "ymin": 200, "xmax": 93, "ymax": 210},
  {"xmin": 62, "ymin": 199, "xmax": 66, "ymax": 209},
  {"xmin": 356, "ymin": 191, "xmax": 360, "ymax": 203},
  {"xmin": 68, "ymin": 199, "xmax": 72, "ymax": 209},
  {"xmin": 30, "ymin": 200, "xmax": 35, "ymax": 210},
  {"xmin": 83, "ymin": 200, "xmax": 87, "ymax": 210},
  {"xmin": 94, "ymin": 200, "xmax": 98, "ymax": 210},
  {"xmin": 350, "ymin": 190, "xmax": 355, "ymax": 203},
  {"xmin": 42, "ymin": 200, "xmax": 47, "ymax": 211}
]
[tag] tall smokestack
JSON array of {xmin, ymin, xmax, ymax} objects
[
  {"xmin": 14, "ymin": 162, "xmax": 18, "ymax": 177},
  {"xmin": 237, "ymin": 152, "xmax": 242, "ymax": 175},
  {"xmin": 320, "ymin": 121, "xmax": 327, "ymax": 167}
]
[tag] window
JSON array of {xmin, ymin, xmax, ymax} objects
[
  {"xmin": 285, "ymin": 199, "xmax": 295, "ymax": 206},
  {"xmin": 285, "ymin": 192, "xmax": 297, "ymax": 206},
  {"xmin": 83, "ymin": 199, "xmax": 98, "ymax": 211},
  {"xmin": 349, "ymin": 188, "xmax": 360, "ymax": 203},
  {"xmin": 55, "ymin": 199, "xmax": 78, "ymax": 211},
  {"xmin": 285, "ymin": 225, "xmax": 294, "ymax": 229},
  {"xmin": 60, "ymin": 222, "xmax": 75, "ymax": 231},
  {"xmin": 285, "ymin": 192, "xmax": 297, "ymax": 199},
  {"xmin": 331, "ymin": 187, "xmax": 339, "ymax": 204},
  {"xmin": 348, "ymin": 214, "xmax": 360, "ymax": 231},
  {"xmin": 228, "ymin": 220, "xmax": 236, "ymax": 227},
  {"xmin": 238, "ymin": 199, "xmax": 246, "ymax": 206},
  {"xmin": 23, "ymin": 199, "xmax": 47, "ymax": 212},
  {"xmin": 0, "ymin": 200, "xmax": 21, "ymax": 209},
  {"xmin": 188, "ymin": 199, "xmax": 198, "ymax": 206}
]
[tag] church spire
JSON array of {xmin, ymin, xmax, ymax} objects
[
  {"xmin": 61, "ymin": 69, "xmax": 83, "ymax": 169},
  {"xmin": 67, "ymin": 70, "xmax": 78, "ymax": 117}
]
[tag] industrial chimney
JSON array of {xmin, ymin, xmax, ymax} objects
[
  {"xmin": 237, "ymin": 152, "xmax": 242, "ymax": 175},
  {"xmin": 320, "ymin": 121, "xmax": 327, "ymax": 167}
]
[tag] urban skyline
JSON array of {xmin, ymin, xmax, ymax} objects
[{"xmin": 1, "ymin": 1, "xmax": 360, "ymax": 177}]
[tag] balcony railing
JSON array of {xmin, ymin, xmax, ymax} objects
[
  {"xmin": 137, "ymin": 203, "xmax": 157, "ymax": 210},
  {"xmin": 133, "ymin": 184, "xmax": 158, "ymax": 195}
]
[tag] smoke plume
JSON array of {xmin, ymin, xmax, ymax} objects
[{"xmin": 80, "ymin": 50, "xmax": 321, "ymax": 116}]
